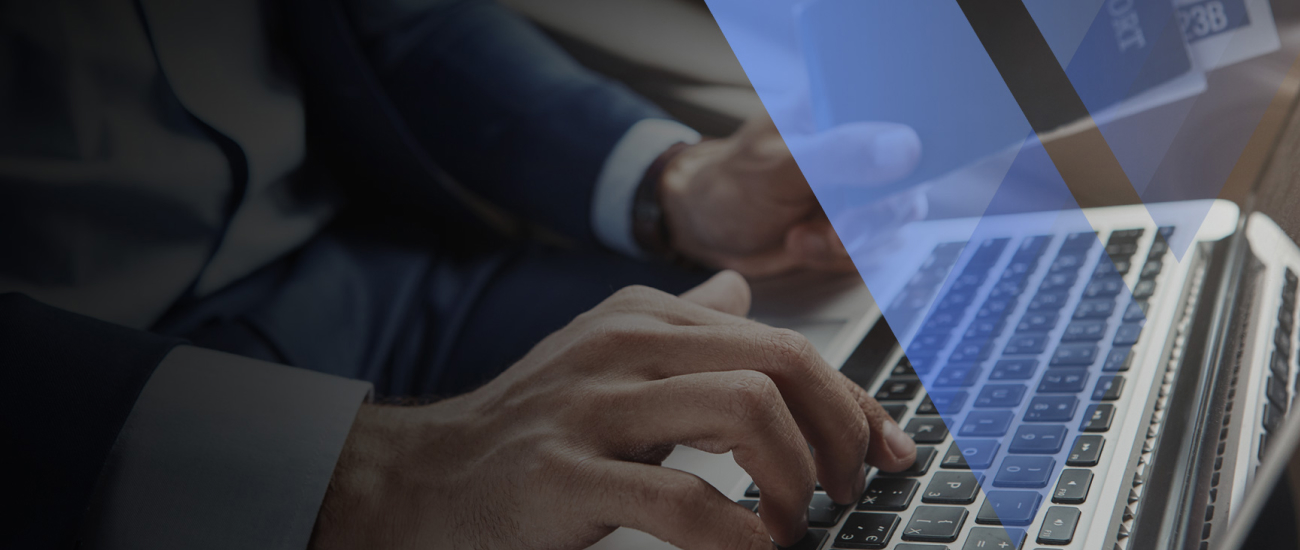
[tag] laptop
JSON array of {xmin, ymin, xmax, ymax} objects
[{"xmin": 590, "ymin": 2, "xmax": 1299, "ymax": 549}]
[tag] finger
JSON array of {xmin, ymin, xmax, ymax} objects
[
  {"xmin": 679, "ymin": 270, "xmax": 752, "ymax": 317},
  {"xmin": 594, "ymin": 460, "xmax": 778, "ymax": 550},
  {"xmin": 640, "ymin": 324, "xmax": 870, "ymax": 504},
  {"xmin": 598, "ymin": 371, "xmax": 815, "ymax": 542},
  {"xmin": 839, "ymin": 375, "xmax": 917, "ymax": 472},
  {"xmin": 787, "ymin": 122, "xmax": 921, "ymax": 186}
]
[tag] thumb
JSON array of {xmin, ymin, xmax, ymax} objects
[
  {"xmin": 786, "ymin": 122, "xmax": 921, "ymax": 187},
  {"xmin": 679, "ymin": 270, "xmax": 752, "ymax": 317}
]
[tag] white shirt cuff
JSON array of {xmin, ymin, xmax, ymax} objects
[{"xmin": 591, "ymin": 119, "xmax": 701, "ymax": 257}]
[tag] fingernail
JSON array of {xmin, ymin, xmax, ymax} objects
[
  {"xmin": 880, "ymin": 420, "xmax": 917, "ymax": 462},
  {"xmin": 871, "ymin": 127, "xmax": 920, "ymax": 173}
]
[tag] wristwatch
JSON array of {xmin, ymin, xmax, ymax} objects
[{"xmin": 632, "ymin": 141, "xmax": 691, "ymax": 263}]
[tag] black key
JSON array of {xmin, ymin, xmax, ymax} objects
[
  {"xmin": 965, "ymin": 318, "xmax": 1006, "ymax": 339},
  {"xmin": 1074, "ymin": 299, "xmax": 1116, "ymax": 319},
  {"xmin": 1001, "ymin": 261, "xmax": 1033, "ymax": 282},
  {"xmin": 1008, "ymin": 424, "xmax": 1067, "ymax": 454},
  {"xmin": 1280, "ymin": 306, "xmax": 1294, "ymax": 335},
  {"xmin": 1016, "ymin": 311, "xmax": 1058, "ymax": 332},
  {"xmin": 1272, "ymin": 351, "xmax": 1291, "ymax": 381},
  {"xmin": 977, "ymin": 491, "xmax": 1042, "ymax": 526},
  {"xmin": 1050, "ymin": 344, "xmax": 1098, "ymax": 366},
  {"xmin": 892, "ymin": 358, "xmax": 918, "ymax": 377},
  {"xmin": 901, "ymin": 506, "xmax": 967, "ymax": 543},
  {"xmin": 990, "ymin": 359, "xmax": 1039, "ymax": 380},
  {"xmin": 1062, "ymin": 231, "xmax": 1097, "ymax": 250},
  {"xmin": 858, "ymin": 478, "xmax": 918, "ymax": 511},
  {"xmin": 1109, "ymin": 228, "xmax": 1145, "ymax": 242},
  {"xmin": 949, "ymin": 340, "xmax": 996, "ymax": 363},
  {"xmin": 737, "ymin": 499, "xmax": 760, "ymax": 512},
  {"xmin": 959, "ymin": 411, "xmax": 1015, "ymax": 437},
  {"xmin": 941, "ymin": 439, "xmax": 1000, "ymax": 470},
  {"xmin": 1268, "ymin": 376, "xmax": 1289, "ymax": 412},
  {"xmin": 987, "ymin": 282, "xmax": 1025, "ymax": 300},
  {"xmin": 968, "ymin": 238, "xmax": 1010, "ymax": 266},
  {"xmin": 935, "ymin": 291, "xmax": 976, "ymax": 311},
  {"xmin": 922, "ymin": 312, "xmax": 963, "ymax": 332},
  {"xmin": 1114, "ymin": 323, "xmax": 1144, "ymax": 345},
  {"xmin": 1003, "ymin": 333, "xmax": 1049, "ymax": 355},
  {"xmin": 1038, "ymin": 369, "xmax": 1090, "ymax": 393},
  {"xmin": 1062, "ymin": 320, "xmax": 1107, "ymax": 342},
  {"xmin": 1037, "ymin": 506, "xmax": 1081, "ymax": 545},
  {"xmin": 1028, "ymin": 292, "xmax": 1069, "ymax": 311},
  {"xmin": 934, "ymin": 365, "xmax": 982, "ymax": 388},
  {"xmin": 949, "ymin": 272, "xmax": 987, "ymax": 292},
  {"xmin": 1039, "ymin": 271, "xmax": 1077, "ymax": 291},
  {"xmin": 905, "ymin": 418, "xmax": 950, "ymax": 444},
  {"xmin": 1081, "ymin": 404, "xmax": 1116, "ymax": 432},
  {"xmin": 977, "ymin": 298, "xmax": 1017, "ymax": 319},
  {"xmin": 809, "ymin": 493, "xmax": 849, "ymax": 527},
  {"xmin": 1084, "ymin": 279, "xmax": 1124, "ymax": 298},
  {"xmin": 745, "ymin": 482, "xmax": 760, "ymax": 497},
  {"xmin": 1288, "ymin": 267, "xmax": 1298, "ymax": 289},
  {"xmin": 1124, "ymin": 301, "xmax": 1149, "ymax": 322},
  {"xmin": 1102, "ymin": 347, "xmax": 1134, "ymax": 372},
  {"xmin": 1052, "ymin": 469, "xmax": 1093, "ymax": 504},
  {"xmin": 974, "ymin": 384, "xmax": 1027, "ymax": 408},
  {"xmin": 1140, "ymin": 259, "xmax": 1163, "ymax": 279},
  {"xmin": 1278, "ymin": 326, "xmax": 1293, "ymax": 358},
  {"xmin": 895, "ymin": 545, "xmax": 948, "ymax": 550},
  {"xmin": 1067, "ymin": 435, "xmax": 1105, "ymax": 467},
  {"xmin": 1023, "ymin": 396, "xmax": 1078, "ymax": 422},
  {"xmin": 993, "ymin": 456, "xmax": 1056, "ymax": 488},
  {"xmin": 1133, "ymin": 279, "xmax": 1157, "ymax": 299},
  {"xmin": 834, "ymin": 512, "xmax": 899, "ymax": 549},
  {"xmin": 922, "ymin": 472, "xmax": 984, "ymax": 504},
  {"xmin": 1092, "ymin": 375, "xmax": 1125, "ymax": 401},
  {"xmin": 1049, "ymin": 254, "xmax": 1085, "ymax": 273},
  {"xmin": 963, "ymin": 527, "xmax": 1026, "ymax": 550},
  {"xmin": 876, "ymin": 378, "xmax": 923, "ymax": 401},
  {"xmin": 909, "ymin": 333, "xmax": 951, "ymax": 355},
  {"xmin": 917, "ymin": 391, "xmax": 968, "ymax": 416},
  {"xmin": 882, "ymin": 404, "xmax": 908, "ymax": 423},
  {"xmin": 883, "ymin": 446, "xmax": 938, "ymax": 477},
  {"xmin": 1264, "ymin": 403, "xmax": 1283, "ymax": 433},
  {"xmin": 1014, "ymin": 235, "xmax": 1053, "ymax": 261},
  {"xmin": 782, "ymin": 529, "xmax": 828, "ymax": 550},
  {"xmin": 1158, "ymin": 226, "xmax": 1176, "ymax": 239},
  {"xmin": 1093, "ymin": 258, "xmax": 1130, "ymax": 278},
  {"xmin": 1105, "ymin": 242, "xmax": 1138, "ymax": 256}
]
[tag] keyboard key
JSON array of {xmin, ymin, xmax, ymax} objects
[
  {"xmin": 994, "ymin": 456, "xmax": 1056, "ymax": 488},
  {"xmin": 960, "ymin": 410, "xmax": 1015, "ymax": 437},
  {"xmin": 1081, "ymin": 404, "xmax": 1116, "ymax": 432},
  {"xmin": 1050, "ymin": 344, "xmax": 1098, "ymax": 366},
  {"xmin": 1124, "ymin": 301, "xmax": 1149, "ymax": 322},
  {"xmin": 1092, "ymin": 375, "xmax": 1125, "ymax": 401},
  {"xmin": 1039, "ymin": 271, "xmax": 1077, "ymax": 291},
  {"xmin": 1016, "ymin": 311, "xmax": 1058, "ymax": 332},
  {"xmin": 976, "ymin": 299, "xmax": 1017, "ymax": 319},
  {"xmin": 1094, "ymin": 258, "xmax": 1131, "ymax": 277},
  {"xmin": 1028, "ymin": 292, "xmax": 1069, "ymax": 311},
  {"xmin": 1036, "ymin": 506, "xmax": 1081, "ymax": 545},
  {"xmin": 976, "ymin": 491, "xmax": 1042, "ymax": 525},
  {"xmin": 949, "ymin": 272, "xmax": 987, "ymax": 292},
  {"xmin": 882, "ymin": 404, "xmax": 908, "ymax": 422},
  {"xmin": 876, "ymin": 379, "xmax": 923, "ymax": 401},
  {"xmin": 917, "ymin": 391, "xmax": 968, "ymax": 416},
  {"xmin": 1103, "ymin": 347, "xmax": 1134, "ymax": 372},
  {"xmin": 974, "ymin": 384, "xmax": 1027, "ymax": 408},
  {"xmin": 1023, "ymin": 396, "xmax": 1078, "ymax": 422},
  {"xmin": 1008, "ymin": 424, "xmax": 1067, "ymax": 454},
  {"xmin": 1067, "ymin": 435, "xmax": 1105, "ymax": 466},
  {"xmin": 895, "ymin": 545, "xmax": 948, "ymax": 550},
  {"xmin": 1272, "ymin": 351, "xmax": 1290, "ymax": 381},
  {"xmin": 835, "ymin": 512, "xmax": 899, "ymax": 549},
  {"xmin": 990, "ymin": 359, "xmax": 1039, "ymax": 380},
  {"xmin": 883, "ymin": 446, "xmax": 938, "ymax": 477},
  {"xmin": 922, "ymin": 312, "xmax": 962, "ymax": 332},
  {"xmin": 901, "ymin": 506, "xmax": 967, "ymax": 543},
  {"xmin": 1049, "ymin": 255, "xmax": 1085, "ymax": 273},
  {"xmin": 969, "ymin": 238, "xmax": 1010, "ymax": 266},
  {"xmin": 965, "ymin": 319, "xmax": 1006, "ymax": 339},
  {"xmin": 987, "ymin": 282, "xmax": 1024, "ymax": 300},
  {"xmin": 904, "ymin": 418, "xmax": 950, "ymax": 444},
  {"xmin": 935, "ymin": 291, "xmax": 976, "ymax": 311},
  {"xmin": 1114, "ymin": 322, "xmax": 1144, "ymax": 345},
  {"xmin": 1267, "ymin": 376, "xmax": 1288, "ymax": 411},
  {"xmin": 1003, "ymin": 333, "xmax": 1049, "ymax": 355},
  {"xmin": 908, "ymin": 333, "xmax": 950, "ymax": 355},
  {"xmin": 934, "ymin": 364, "xmax": 982, "ymax": 388},
  {"xmin": 1140, "ymin": 259, "xmax": 1163, "ymax": 279},
  {"xmin": 1074, "ymin": 299, "xmax": 1116, "ymax": 319},
  {"xmin": 1109, "ymin": 228, "xmax": 1145, "ymax": 242},
  {"xmin": 737, "ymin": 499, "xmax": 759, "ymax": 512},
  {"xmin": 1133, "ymin": 279, "xmax": 1156, "ymax": 299},
  {"xmin": 892, "ymin": 358, "xmax": 918, "ymax": 377},
  {"xmin": 1084, "ymin": 279, "xmax": 1124, "ymax": 298},
  {"xmin": 1038, "ymin": 369, "xmax": 1090, "ymax": 393},
  {"xmin": 783, "ymin": 529, "xmax": 828, "ymax": 550},
  {"xmin": 941, "ymin": 439, "xmax": 1000, "ymax": 470},
  {"xmin": 949, "ymin": 340, "xmax": 996, "ymax": 363},
  {"xmin": 922, "ymin": 472, "xmax": 983, "ymax": 504},
  {"xmin": 857, "ymin": 478, "xmax": 918, "ymax": 511},
  {"xmin": 1062, "ymin": 231, "xmax": 1097, "ymax": 250},
  {"xmin": 1265, "ymin": 402, "xmax": 1283, "ymax": 433},
  {"xmin": 963, "ymin": 527, "xmax": 1026, "ymax": 550},
  {"xmin": 1052, "ymin": 469, "xmax": 1093, "ymax": 504},
  {"xmin": 1062, "ymin": 320, "xmax": 1107, "ymax": 342},
  {"xmin": 809, "ymin": 493, "xmax": 848, "ymax": 527}
]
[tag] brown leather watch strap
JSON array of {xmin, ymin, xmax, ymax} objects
[{"xmin": 632, "ymin": 141, "xmax": 692, "ymax": 262}]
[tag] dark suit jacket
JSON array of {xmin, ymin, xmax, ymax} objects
[{"xmin": 2, "ymin": 0, "xmax": 664, "ymax": 546}]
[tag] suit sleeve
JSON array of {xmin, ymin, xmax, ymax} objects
[
  {"xmin": 0, "ymin": 293, "xmax": 181, "ymax": 549},
  {"xmin": 340, "ymin": 0, "xmax": 672, "ymax": 244}
]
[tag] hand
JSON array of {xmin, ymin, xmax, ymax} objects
[
  {"xmin": 310, "ymin": 271, "xmax": 917, "ymax": 550},
  {"xmin": 661, "ymin": 115, "xmax": 922, "ymax": 278}
]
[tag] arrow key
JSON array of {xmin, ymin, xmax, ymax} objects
[
  {"xmin": 1052, "ymin": 469, "xmax": 1093, "ymax": 504},
  {"xmin": 1037, "ymin": 506, "xmax": 1081, "ymax": 545}
]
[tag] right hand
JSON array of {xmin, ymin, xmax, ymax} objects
[{"xmin": 310, "ymin": 271, "xmax": 917, "ymax": 550}]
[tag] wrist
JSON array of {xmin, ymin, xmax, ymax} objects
[{"xmin": 632, "ymin": 142, "xmax": 692, "ymax": 262}]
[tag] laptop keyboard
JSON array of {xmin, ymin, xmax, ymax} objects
[{"xmin": 740, "ymin": 227, "xmax": 1175, "ymax": 550}]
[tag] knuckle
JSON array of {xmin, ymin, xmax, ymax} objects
[
  {"xmin": 609, "ymin": 285, "xmax": 664, "ymax": 308},
  {"xmin": 727, "ymin": 371, "xmax": 782, "ymax": 422},
  {"xmin": 761, "ymin": 328, "xmax": 818, "ymax": 372}
]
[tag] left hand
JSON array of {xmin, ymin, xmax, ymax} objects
[{"xmin": 660, "ymin": 114, "xmax": 922, "ymax": 278}]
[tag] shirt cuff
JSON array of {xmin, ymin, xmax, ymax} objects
[
  {"xmin": 80, "ymin": 346, "xmax": 373, "ymax": 550},
  {"xmin": 591, "ymin": 119, "xmax": 701, "ymax": 257}
]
